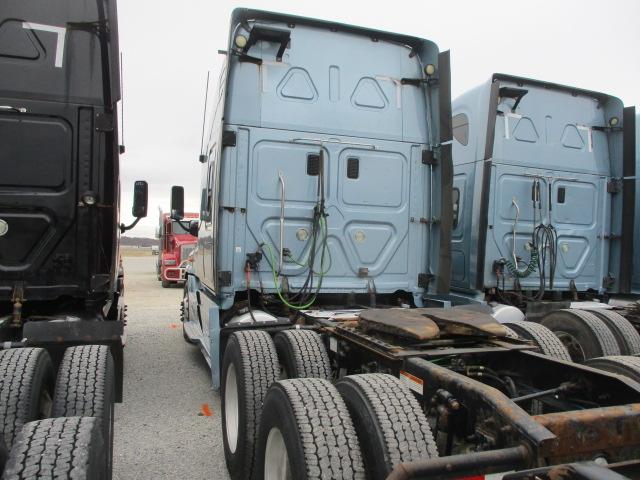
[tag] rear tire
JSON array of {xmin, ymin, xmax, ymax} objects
[
  {"xmin": 161, "ymin": 279, "xmax": 170, "ymax": 288},
  {"xmin": 273, "ymin": 329, "xmax": 331, "ymax": 379},
  {"xmin": 503, "ymin": 320, "xmax": 571, "ymax": 361},
  {"xmin": 587, "ymin": 310, "xmax": 640, "ymax": 355},
  {"xmin": 256, "ymin": 378, "xmax": 365, "ymax": 480},
  {"xmin": 585, "ymin": 355, "xmax": 640, "ymax": 383},
  {"xmin": 502, "ymin": 325, "xmax": 519, "ymax": 339},
  {"xmin": 0, "ymin": 348, "xmax": 54, "ymax": 448},
  {"xmin": 52, "ymin": 345, "xmax": 115, "ymax": 479},
  {"xmin": 540, "ymin": 309, "xmax": 620, "ymax": 362},
  {"xmin": 336, "ymin": 374, "xmax": 438, "ymax": 479},
  {"xmin": 3, "ymin": 417, "xmax": 105, "ymax": 479},
  {"xmin": 222, "ymin": 330, "xmax": 279, "ymax": 480}
]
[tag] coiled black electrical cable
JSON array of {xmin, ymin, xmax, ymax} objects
[
  {"xmin": 494, "ymin": 178, "xmax": 558, "ymax": 303},
  {"xmin": 533, "ymin": 223, "xmax": 557, "ymax": 299}
]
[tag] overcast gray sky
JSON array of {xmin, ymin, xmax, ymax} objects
[{"xmin": 118, "ymin": 0, "xmax": 640, "ymax": 238}]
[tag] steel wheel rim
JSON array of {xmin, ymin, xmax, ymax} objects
[
  {"xmin": 555, "ymin": 330, "xmax": 586, "ymax": 362},
  {"xmin": 264, "ymin": 427, "xmax": 291, "ymax": 480},
  {"xmin": 225, "ymin": 364, "xmax": 239, "ymax": 454}
]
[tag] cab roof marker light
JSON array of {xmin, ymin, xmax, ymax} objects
[{"xmin": 234, "ymin": 34, "xmax": 248, "ymax": 49}]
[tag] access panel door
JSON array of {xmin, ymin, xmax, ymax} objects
[
  {"xmin": 242, "ymin": 127, "xmax": 427, "ymax": 295},
  {"xmin": 488, "ymin": 164, "xmax": 608, "ymax": 292}
]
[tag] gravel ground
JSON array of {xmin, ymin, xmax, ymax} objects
[{"xmin": 114, "ymin": 255, "xmax": 230, "ymax": 479}]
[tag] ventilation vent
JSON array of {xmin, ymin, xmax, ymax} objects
[
  {"xmin": 557, "ymin": 187, "xmax": 566, "ymax": 204},
  {"xmin": 307, "ymin": 154, "xmax": 319, "ymax": 176},
  {"xmin": 347, "ymin": 158, "xmax": 359, "ymax": 179}
]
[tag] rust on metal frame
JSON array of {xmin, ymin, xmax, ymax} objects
[
  {"xmin": 533, "ymin": 404, "xmax": 640, "ymax": 462},
  {"xmin": 405, "ymin": 357, "xmax": 556, "ymax": 447}
]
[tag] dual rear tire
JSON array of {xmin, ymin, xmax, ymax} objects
[
  {"xmin": 221, "ymin": 329, "xmax": 438, "ymax": 480},
  {"xmin": 540, "ymin": 309, "xmax": 636, "ymax": 362},
  {"xmin": 0, "ymin": 346, "xmax": 115, "ymax": 479},
  {"xmin": 255, "ymin": 375, "xmax": 438, "ymax": 480}
]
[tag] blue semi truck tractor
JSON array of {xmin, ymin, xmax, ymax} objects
[
  {"xmin": 449, "ymin": 74, "xmax": 640, "ymax": 365},
  {"xmin": 173, "ymin": 10, "xmax": 640, "ymax": 480}
]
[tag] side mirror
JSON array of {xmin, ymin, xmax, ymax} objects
[
  {"xmin": 171, "ymin": 186, "xmax": 184, "ymax": 220},
  {"xmin": 120, "ymin": 180, "xmax": 148, "ymax": 233},
  {"xmin": 188, "ymin": 220, "xmax": 199, "ymax": 237},
  {"xmin": 132, "ymin": 180, "xmax": 148, "ymax": 218}
]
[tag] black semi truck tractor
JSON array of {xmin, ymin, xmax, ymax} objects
[{"xmin": 0, "ymin": 0, "xmax": 146, "ymax": 478}]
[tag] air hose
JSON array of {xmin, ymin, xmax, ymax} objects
[
  {"xmin": 498, "ymin": 178, "xmax": 557, "ymax": 294},
  {"xmin": 502, "ymin": 197, "xmax": 538, "ymax": 278},
  {"xmin": 263, "ymin": 214, "xmax": 329, "ymax": 310},
  {"xmin": 503, "ymin": 248, "xmax": 539, "ymax": 278}
]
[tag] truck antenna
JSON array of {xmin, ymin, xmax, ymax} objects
[{"xmin": 199, "ymin": 71, "xmax": 211, "ymax": 162}]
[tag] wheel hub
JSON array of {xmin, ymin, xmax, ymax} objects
[
  {"xmin": 555, "ymin": 330, "xmax": 586, "ymax": 362},
  {"xmin": 264, "ymin": 427, "xmax": 291, "ymax": 480},
  {"xmin": 225, "ymin": 364, "xmax": 239, "ymax": 454}
]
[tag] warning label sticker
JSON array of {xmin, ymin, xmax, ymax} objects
[{"xmin": 399, "ymin": 370, "xmax": 423, "ymax": 395}]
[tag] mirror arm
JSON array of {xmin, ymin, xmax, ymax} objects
[{"xmin": 119, "ymin": 216, "xmax": 142, "ymax": 234}]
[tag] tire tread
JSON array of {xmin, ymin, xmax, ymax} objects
[
  {"xmin": 0, "ymin": 348, "xmax": 52, "ymax": 448},
  {"xmin": 588, "ymin": 310, "xmax": 640, "ymax": 355},
  {"xmin": 504, "ymin": 321, "xmax": 572, "ymax": 361},
  {"xmin": 562, "ymin": 309, "xmax": 620, "ymax": 357},
  {"xmin": 339, "ymin": 374, "xmax": 437, "ymax": 471},
  {"xmin": 275, "ymin": 330, "xmax": 331, "ymax": 379},
  {"xmin": 224, "ymin": 330, "xmax": 279, "ymax": 479},
  {"xmin": 586, "ymin": 355, "xmax": 640, "ymax": 383},
  {"xmin": 52, "ymin": 345, "xmax": 112, "ymax": 419},
  {"xmin": 3, "ymin": 417, "xmax": 103, "ymax": 479},
  {"xmin": 278, "ymin": 378, "xmax": 365, "ymax": 479}
]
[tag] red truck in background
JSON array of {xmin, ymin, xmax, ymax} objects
[{"xmin": 156, "ymin": 210, "xmax": 198, "ymax": 287}]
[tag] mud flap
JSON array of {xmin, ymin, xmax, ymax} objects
[
  {"xmin": 437, "ymin": 143, "xmax": 453, "ymax": 294},
  {"xmin": 436, "ymin": 50, "xmax": 453, "ymax": 295},
  {"xmin": 438, "ymin": 50, "xmax": 452, "ymax": 144}
]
